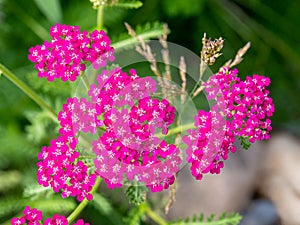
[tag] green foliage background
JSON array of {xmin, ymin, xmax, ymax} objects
[{"xmin": 0, "ymin": 0, "xmax": 299, "ymax": 224}]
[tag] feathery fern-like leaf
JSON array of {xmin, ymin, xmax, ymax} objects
[
  {"xmin": 110, "ymin": 0, "xmax": 143, "ymax": 9},
  {"xmin": 125, "ymin": 184, "xmax": 147, "ymax": 205},
  {"xmin": 25, "ymin": 110, "xmax": 58, "ymax": 144},
  {"xmin": 112, "ymin": 22, "xmax": 168, "ymax": 51},
  {"xmin": 23, "ymin": 183, "xmax": 53, "ymax": 200},
  {"xmin": 171, "ymin": 212, "xmax": 242, "ymax": 225},
  {"xmin": 237, "ymin": 136, "xmax": 251, "ymax": 150},
  {"xmin": 26, "ymin": 71, "xmax": 72, "ymax": 97}
]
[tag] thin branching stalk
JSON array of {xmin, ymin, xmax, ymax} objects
[
  {"xmin": 165, "ymin": 183, "xmax": 177, "ymax": 214},
  {"xmin": 160, "ymin": 24, "xmax": 171, "ymax": 81},
  {"xmin": 179, "ymin": 56, "xmax": 187, "ymax": 103}
]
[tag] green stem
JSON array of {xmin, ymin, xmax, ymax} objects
[
  {"xmin": 97, "ymin": 5, "xmax": 104, "ymax": 30},
  {"xmin": 80, "ymin": 71, "xmax": 90, "ymax": 90},
  {"xmin": 190, "ymin": 61, "xmax": 206, "ymax": 97},
  {"xmin": 0, "ymin": 63, "xmax": 57, "ymax": 120},
  {"xmin": 67, "ymin": 177, "xmax": 102, "ymax": 224},
  {"xmin": 144, "ymin": 204, "xmax": 168, "ymax": 225},
  {"xmin": 156, "ymin": 122, "xmax": 195, "ymax": 138},
  {"xmin": 78, "ymin": 155, "xmax": 96, "ymax": 159}
]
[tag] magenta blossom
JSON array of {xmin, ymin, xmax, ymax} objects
[
  {"xmin": 183, "ymin": 67, "xmax": 274, "ymax": 180},
  {"xmin": 11, "ymin": 206, "xmax": 89, "ymax": 225},
  {"xmin": 89, "ymin": 68, "xmax": 181, "ymax": 191},
  {"xmin": 204, "ymin": 67, "xmax": 274, "ymax": 142},
  {"xmin": 28, "ymin": 24, "xmax": 114, "ymax": 82}
]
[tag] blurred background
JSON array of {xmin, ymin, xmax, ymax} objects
[{"xmin": 0, "ymin": 0, "xmax": 299, "ymax": 224}]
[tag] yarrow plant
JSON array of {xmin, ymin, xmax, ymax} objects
[{"xmin": 0, "ymin": 1, "xmax": 274, "ymax": 225}]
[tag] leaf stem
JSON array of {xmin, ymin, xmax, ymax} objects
[
  {"xmin": 190, "ymin": 61, "xmax": 206, "ymax": 97},
  {"xmin": 67, "ymin": 177, "xmax": 102, "ymax": 224},
  {"xmin": 0, "ymin": 63, "xmax": 57, "ymax": 120}
]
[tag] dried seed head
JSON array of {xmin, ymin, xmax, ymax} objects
[{"xmin": 200, "ymin": 33, "xmax": 224, "ymax": 66}]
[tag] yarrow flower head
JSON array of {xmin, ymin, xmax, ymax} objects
[
  {"xmin": 11, "ymin": 206, "xmax": 89, "ymax": 225},
  {"xmin": 183, "ymin": 67, "xmax": 274, "ymax": 180},
  {"xmin": 37, "ymin": 96, "xmax": 101, "ymax": 201},
  {"xmin": 37, "ymin": 135, "xmax": 97, "ymax": 201},
  {"xmin": 36, "ymin": 65, "xmax": 181, "ymax": 200},
  {"xmin": 183, "ymin": 108, "xmax": 236, "ymax": 180},
  {"xmin": 28, "ymin": 24, "xmax": 114, "ymax": 82},
  {"xmin": 204, "ymin": 67, "xmax": 275, "ymax": 142},
  {"xmin": 89, "ymin": 68, "xmax": 181, "ymax": 192}
]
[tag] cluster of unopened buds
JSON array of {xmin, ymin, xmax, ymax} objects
[{"xmin": 12, "ymin": 23, "xmax": 274, "ymax": 224}]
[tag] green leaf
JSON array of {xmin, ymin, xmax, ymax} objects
[
  {"xmin": 26, "ymin": 72, "xmax": 72, "ymax": 97},
  {"xmin": 170, "ymin": 212, "xmax": 242, "ymax": 225},
  {"xmin": 25, "ymin": 110, "xmax": 58, "ymax": 144},
  {"xmin": 23, "ymin": 184, "xmax": 53, "ymax": 200},
  {"xmin": 110, "ymin": 0, "xmax": 143, "ymax": 9},
  {"xmin": 33, "ymin": 0, "xmax": 62, "ymax": 23},
  {"xmin": 91, "ymin": 192, "xmax": 123, "ymax": 225},
  {"xmin": 112, "ymin": 22, "xmax": 168, "ymax": 50},
  {"xmin": 237, "ymin": 136, "xmax": 251, "ymax": 150},
  {"xmin": 32, "ymin": 197, "xmax": 76, "ymax": 214},
  {"xmin": 125, "ymin": 184, "xmax": 147, "ymax": 205}
]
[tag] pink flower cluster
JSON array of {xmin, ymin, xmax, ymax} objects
[
  {"xmin": 58, "ymin": 98, "xmax": 101, "ymax": 137},
  {"xmin": 183, "ymin": 67, "xmax": 274, "ymax": 180},
  {"xmin": 37, "ymin": 67, "xmax": 181, "ymax": 197},
  {"xmin": 89, "ymin": 68, "xmax": 181, "ymax": 191},
  {"xmin": 88, "ymin": 68, "xmax": 140, "ymax": 115},
  {"xmin": 28, "ymin": 24, "xmax": 114, "ymax": 82},
  {"xmin": 37, "ymin": 97, "xmax": 101, "ymax": 202},
  {"xmin": 204, "ymin": 67, "xmax": 274, "ymax": 142},
  {"xmin": 37, "ymin": 135, "xmax": 96, "ymax": 201},
  {"xmin": 11, "ymin": 206, "xmax": 89, "ymax": 225},
  {"xmin": 183, "ymin": 108, "xmax": 236, "ymax": 180}
]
